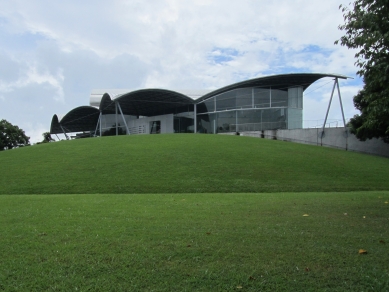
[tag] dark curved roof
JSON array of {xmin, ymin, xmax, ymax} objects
[
  {"xmin": 50, "ymin": 73, "xmax": 350, "ymax": 134},
  {"xmin": 196, "ymin": 73, "xmax": 349, "ymax": 102},
  {"xmin": 99, "ymin": 89, "xmax": 194, "ymax": 116},
  {"xmin": 50, "ymin": 106, "xmax": 100, "ymax": 134}
]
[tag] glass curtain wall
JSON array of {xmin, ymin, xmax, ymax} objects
[
  {"xmin": 287, "ymin": 87, "xmax": 303, "ymax": 129},
  {"xmin": 173, "ymin": 104, "xmax": 195, "ymax": 133},
  {"xmin": 99, "ymin": 114, "xmax": 133, "ymax": 136},
  {"xmin": 197, "ymin": 86, "xmax": 301, "ymax": 133}
]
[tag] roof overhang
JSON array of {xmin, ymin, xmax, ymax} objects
[
  {"xmin": 50, "ymin": 106, "xmax": 100, "ymax": 134},
  {"xmin": 50, "ymin": 73, "xmax": 350, "ymax": 134},
  {"xmin": 99, "ymin": 89, "xmax": 194, "ymax": 116},
  {"xmin": 196, "ymin": 73, "xmax": 350, "ymax": 102}
]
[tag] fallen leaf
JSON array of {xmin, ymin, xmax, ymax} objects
[
  {"xmin": 237, "ymin": 286, "xmax": 242, "ymax": 289},
  {"xmin": 249, "ymin": 276, "xmax": 256, "ymax": 281},
  {"xmin": 206, "ymin": 232, "xmax": 211, "ymax": 235},
  {"xmin": 305, "ymin": 267, "xmax": 310, "ymax": 272},
  {"xmin": 303, "ymin": 214, "xmax": 309, "ymax": 217},
  {"xmin": 359, "ymin": 249, "xmax": 368, "ymax": 254},
  {"xmin": 187, "ymin": 244, "xmax": 191, "ymax": 247},
  {"xmin": 385, "ymin": 201, "xmax": 388, "ymax": 204},
  {"xmin": 379, "ymin": 240, "xmax": 385, "ymax": 244},
  {"xmin": 363, "ymin": 216, "xmax": 366, "ymax": 219},
  {"xmin": 344, "ymin": 213, "xmax": 348, "ymax": 215}
]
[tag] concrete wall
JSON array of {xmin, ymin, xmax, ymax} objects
[
  {"xmin": 240, "ymin": 127, "xmax": 389, "ymax": 158},
  {"xmin": 127, "ymin": 114, "xmax": 174, "ymax": 134}
]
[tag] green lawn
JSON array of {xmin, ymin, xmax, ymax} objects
[
  {"xmin": 1, "ymin": 135, "xmax": 389, "ymax": 290},
  {"xmin": 1, "ymin": 192, "xmax": 388, "ymax": 291},
  {"xmin": 0, "ymin": 134, "xmax": 388, "ymax": 194}
]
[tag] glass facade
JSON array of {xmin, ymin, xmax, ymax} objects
[
  {"xmin": 150, "ymin": 121, "xmax": 161, "ymax": 134},
  {"xmin": 96, "ymin": 86, "xmax": 303, "ymax": 136},
  {"xmin": 196, "ymin": 86, "xmax": 302, "ymax": 133},
  {"xmin": 173, "ymin": 105, "xmax": 195, "ymax": 133}
]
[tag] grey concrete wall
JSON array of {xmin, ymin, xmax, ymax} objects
[{"xmin": 239, "ymin": 128, "xmax": 389, "ymax": 157}]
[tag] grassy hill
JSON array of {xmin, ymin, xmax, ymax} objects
[
  {"xmin": 0, "ymin": 134, "xmax": 388, "ymax": 194},
  {"xmin": 1, "ymin": 134, "xmax": 389, "ymax": 290}
]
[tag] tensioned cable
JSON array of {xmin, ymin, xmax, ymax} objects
[
  {"xmin": 303, "ymin": 79, "xmax": 335, "ymax": 97},
  {"xmin": 61, "ymin": 110, "xmax": 100, "ymax": 126}
]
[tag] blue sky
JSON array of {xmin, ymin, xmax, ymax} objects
[{"xmin": 0, "ymin": 0, "xmax": 362, "ymax": 143}]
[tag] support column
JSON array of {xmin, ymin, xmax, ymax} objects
[
  {"xmin": 321, "ymin": 78, "xmax": 337, "ymax": 139},
  {"xmin": 235, "ymin": 111, "xmax": 238, "ymax": 133},
  {"xmin": 115, "ymin": 101, "xmax": 118, "ymax": 136},
  {"xmin": 117, "ymin": 102, "xmax": 130, "ymax": 135},
  {"xmin": 194, "ymin": 104, "xmax": 197, "ymax": 134},
  {"xmin": 94, "ymin": 112, "xmax": 101, "ymax": 137},
  {"xmin": 269, "ymin": 86, "xmax": 272, "ymax": 108},
  {"xmin": 60, "ymin": 125, "xmax": 69, "ymax": 140},
  {"xmin": 252, "ymin": 87, "xmax": 254, "ymax": 108},
  {"xmin": 99, "ymin": 112, "xmax": 102, "ymax": 137},
  {"xmin": 336, "ymin": 79, "xmax": 347, "ymax": 127}
]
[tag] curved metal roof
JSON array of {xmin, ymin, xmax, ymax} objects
[
  {"xmin": 50, "ymin": 106, "xmax": 100, "ymax": 134},
  {"xmin": 99, "ymin": 88, "xmax": 194, "ymax": 116},
  {"xmin": 196, "ymin": 73, "xmax": 349, "ymax": 102},
  {"xmin": 50, "ymin": 73, "xmax": 350, "ymax": 134}
]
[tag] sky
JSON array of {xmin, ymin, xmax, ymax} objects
[{"xmin": 0, "ymin": 0, "xmax": 362, "ymax": 143}]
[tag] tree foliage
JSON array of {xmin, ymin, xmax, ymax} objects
[
  {"xmin": 102, "ymin": 123, "xmax": 126, "ymax": 136},
  {"xmin": 335, "ymin": 0, "xmax": 389, "ymax": 142},
  {"xmin": 42, "ymin": 132, "xmax": 55, "ymax": 143},
  {"xmin": 0, "ymin": 119, "xmax": 30, "ymax": 151}
]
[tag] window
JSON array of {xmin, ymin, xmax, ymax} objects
[{"xmin": 150, "ymin": 121, "xmax": 161, "ymax": 134}]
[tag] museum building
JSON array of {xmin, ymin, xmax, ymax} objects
[{"xmin": 49, "ymin": 73, "xmax": 348, "ymax": 138}]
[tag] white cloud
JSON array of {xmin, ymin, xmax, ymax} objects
[
  {"xmin": 0, "ymin": 0, "xmax": 364, "ymax": 139},
  {"xmin": 21, "ymin": 121, "xmax": 48, "ymax": 144},
  {"xmin": 0, "ymin": 61, "xmax": 65, "ymax": 102}
]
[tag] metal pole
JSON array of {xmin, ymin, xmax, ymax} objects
[
  {"xmin": 99, "ymin": 111, "xmax": 102, "ymax": 137},
  {"xmin": 115, "ymin": 101, "xmax": 118, "ymax": 136},
  {"xmin": 194, "ymin": 104, "xmax": 197, "ymax": 134},
  {"xmin": 60, "ymin": 125, "xmax": 69, "ymax": 140},
  {"xmin": 235, "ymin": 110, "xmax": 238, "ymax": 132},
  {"xmin": 336, "ymin": 78, "xmax": 347, "ymax": 127},
  {"xmin": 269, "ymin": 87, "xmax": 272, "ymax": 108},
  {"xmin": 321, "ymin": 79, "xmax": 337, "ymax": 138},
  {"xmin": 94, "ymin": 112, "xmax": 101, "ymax": 136},
  {"xmin": 117, "ymin": 102, "xmax": 130, "ymax": 135},
  {"xmin": 252, "ymin": 87, "xmax": 254, "ymax": 108}
]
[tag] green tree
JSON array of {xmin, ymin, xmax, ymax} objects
[
  {"xmin": 102, "ymin": 123, "xmax": 126, "ymax": 136},
  {"xmin": 335, "ymin": 0, "xmax": 389, "ymax": 142},
  {"xmin": 0, "ymin": 119, "xmax": 30, "ymax": 151},
  {"xmin": 42, "ymin": 132, "xmax": 55, "ymax": 143}
]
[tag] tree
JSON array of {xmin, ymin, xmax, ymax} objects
[
  {"xmin": 335, "ymin": 0, "xmax": 389, "ymax": 142},
  {"xmin": 42, "ymin": 132, "xmax": 55, "ymax": 143},
  {"xmin": 102, "ymin": 123, "xmax": 126, "ymax": 136},
  {"xmin": 0, "ymin": 119, "xmax": 30, "ymax": 151}
]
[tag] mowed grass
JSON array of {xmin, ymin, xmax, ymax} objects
[
  {"xmin": 1, "ymin": 135, "xmax": 389, "ymax": 290},
  {"xmin": 1, "ymin": 192, "xmax": 388, "ymax": 291},
  {"xmin": 0, "ymin": 134, "xmax": 389, "ymax": 194}
]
